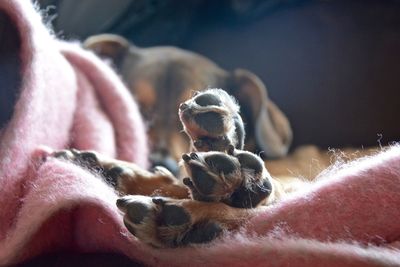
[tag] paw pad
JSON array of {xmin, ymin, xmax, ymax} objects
[
  {"xmin": 104, "ymin": 166, "xmax": 124, "ymax": 186},
  {"xmin": 182, "ymin": 222, "xmax": 223, "ymax": 245},
  {"xmin": 159, "ymin": 204, "xmax": 190, "ymax": 226},
  {"xmin": 126, "ymin": 202, "xmax": 151, "ymax": 224}
]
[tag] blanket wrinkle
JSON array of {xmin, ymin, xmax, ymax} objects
[
  {"xmin": 1, "ymin": 1, "xmax": 400, "ymax": 267},
  {"xmin": 60, "ymin": 42, "xmax": 149, "ymax": 165},
  {"xmin": 69, "ymin": 67, "xmax": 116, "ymax": 155},
  {"xmin": 0, "ymin": 0, "xmax": 147, "ymax": 264},
  {"xmin": 246, "ymin": 146, "xmax": 400, "ymax": 245},
  {"xmin": 0, "ymin": 0, "xmax": 77, "ymax": 242}
]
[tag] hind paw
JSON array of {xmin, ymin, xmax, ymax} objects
[{"xmin": 116, "ymin": 195, "xmax": 242, "ymax": 247}]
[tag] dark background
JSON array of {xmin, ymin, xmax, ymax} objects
[{"xmin": 38, "ymin": 0, "xmax": 400, "ymax": 150}]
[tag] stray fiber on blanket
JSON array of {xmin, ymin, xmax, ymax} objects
[{"xmin": 1, "ymin": 1, "xmax": 400, "ymax": 267}]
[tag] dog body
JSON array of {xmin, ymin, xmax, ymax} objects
[
  {"xmin": 84, "ymin": 34, "xmax": 293, "ymax": 174},
  {"xmin": 52, "ymin": 89, "xmax": 291, "ymax": 247},
  {"xmin": 76, "ymin": 36, "xmax": 378, "ymax": 248}
]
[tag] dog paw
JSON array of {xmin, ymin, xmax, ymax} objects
[
  {"xmin": 182, "ymin": 151, "xmax": 243, "ymax": 203},
  {"xmin": 116, "ymin": 195, "xmax": 224, "ymax": 247},
  {"xmin": 178, "ymin": 89, "xmax": 245, "ymax": 152},
  {"xmin": 52, "ymin": 148, "xmax": 123, "ymax": 186},
  {"xmin": 182, "ymin": 149, "xmax": 273, "ymax": 208},
  {"xmin": 52, "ymin": 149, "xmax": 102, "ymax": 169}
]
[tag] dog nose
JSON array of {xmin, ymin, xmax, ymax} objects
[{"xmin": 179, "ymin": 103, "xmax": 188, "ymax": 111}]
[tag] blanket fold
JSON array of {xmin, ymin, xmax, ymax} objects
[{"xmin": 1, "ymin": 1, "xmax": 400, "ymax": 266}]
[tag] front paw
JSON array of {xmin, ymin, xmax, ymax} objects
[
  {"xmin": 182, "ymin": 152, "xmax": 243, "ymax": 203},
  {"xmin": 178, "ymin": 89, "xmax": 245, "ymax": 151},
  {"xmin": 51, "ymin": 149, "xmax": 129, "ymax": 188},
  {"xmin": 51, "ymin": 149, "xmax": 102, "ymax": 170},
  {"xmin": 228, "ymin": 179, "xmax": 272, "ymax": 208},
  {"xmin": 182, "ymin": 150, "xmax": 274, "ymax": 208},
  {"xmin": 116, "ymin": 196, "xmax": 223, "ymax": 247}
]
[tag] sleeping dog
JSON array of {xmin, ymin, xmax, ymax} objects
[
  {"xmin": 52, "ymin": 89, "xmax": 287, "ymax": 247},
  {"xmin": 83, "ymin": 34, "xmax": 293, "ymax": 174}
]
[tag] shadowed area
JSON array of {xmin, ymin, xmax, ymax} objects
[{"xmin": 0, "ymin": 10, "xmax": 21, "ymax": 129}]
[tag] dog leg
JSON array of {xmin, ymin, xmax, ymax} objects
[
  {"xmin": 51, "ymin": 149, "xmax": 189, "ymax": 199},
  {"xmin": 116, "ymin": 195, "xmax": 256, "ymax": 247}
]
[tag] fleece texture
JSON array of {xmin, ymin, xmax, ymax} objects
[{"xmin": 1, "ymin": 1, "xmax": 400, "ymax": 266}]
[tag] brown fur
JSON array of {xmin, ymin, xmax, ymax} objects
[
  {"xmin": 51, "ymin": 139, "xmax": 377, "ymax": 248},
  {"xmin": 50, "ymin": 88, "xmax": 287, "ymax": 247},
  {"xmin": 62, "ymin": 36, "xmax": 380, "ymax": 247},
  {"xmin": 84, "ymin": 34, "xmax": 293, "ymax": 167}
]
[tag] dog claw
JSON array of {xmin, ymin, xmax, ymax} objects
[
  {"xmin": 152, "ymin": 197, "xmax": 166, "ymax": 205},
  {"xmin": 190, "ymin": 152, "xmax": 199, "ymax": 160},
  {"xmin": 182, "ymin": 177, "xmax": 193, "ymax": 187},
  {"xmin": 182, "ymin": 154, "xmax": 191, "ymax": 162}
]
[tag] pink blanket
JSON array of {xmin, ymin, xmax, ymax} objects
[{"xmin": 1, "ymin": 1, "xmax": 400, "ymax": 266}]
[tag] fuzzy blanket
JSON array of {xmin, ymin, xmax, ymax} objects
[{"xmin": 1, "ymin": 1, "xmax": 400, "ymax": 266}]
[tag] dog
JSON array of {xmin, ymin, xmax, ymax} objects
[
  {"xmin": 52, "ymin": 89, "xmax": 288, "ymax": 248},
  {"xmin": 83, "ymin": 34, "xmax": 293, "ymax": 175}
]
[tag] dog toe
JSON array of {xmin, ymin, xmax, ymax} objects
[
  {"xmin": 182, "ymin": 153, "xmax": 191, "ymax": 162},
  {"xmin": 104, "ymin": 166, "xmax": 124, "ymax": 186},
  {"xmin": 151, "ymin": 197, "xmax": 190, "ymax": 226},
  {"xmin": 189, "ymin": 165, "xmax": 216, "ymax": 196},
  {"xmin": 182, "ymin": 177, "xmax": 193, "ymax": 187},
  {"xmin": 117, "ymin": 196, "xmax": 229, "ymax": 247},
  {"xmin": 116, "ymin": 196, "xmax": 129, "ymax": 210},
  {"xmin": 189, "ymin": 152, "xmax": 199, "ymax": 160},
  {"xmin": 52, "ymin": 149, "xmax": 75, "ymax": 160},
  {"xmin": 118, "ymin": 196, "xmax": 156, "ymax": 231},
  {"xmin": 126, "ymin": 202, "xmax": 151, "ymax": 224},
  {"xmin": 77, "ymin": 151, "xmax": 99, "ymax": 165},
  {"xmin": 51, "ymin": 149, "xmax": 104, "ymax": 172},
  {"xmin": 183, "ymin": 177, "xmax": 212, "ymax": 202},
  {"xmin": 182, "ymin": 221, "xmax": 223, "ymax": 245},
  {"xmin": 159, "ymin": 204, "xmax": 190, "ymax": 226}
]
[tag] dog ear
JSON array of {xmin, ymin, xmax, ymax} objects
[
  {"xmin": 83, "ymin": 34, "xmax": 131, "ymax": 68},
  {"xmin": 229, "ymin": 69, "xmax": 292, "ymax": 158}
]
